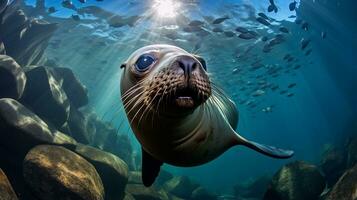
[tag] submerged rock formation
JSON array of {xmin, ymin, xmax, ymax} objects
[
  {"xmin": 263, "ymin": 161, "xmax": 326, "ymax": 200},
  {"xmin": 0, "ymin": 169, "xmax": 18, "ymax": 200},
  {"xmin": 164, "ymin": 176, "xmax": 199, "ymax": 199},
  {"xmin": 0, "ymin": 55, "xmax": 26, "ymax": 99},
  {"xmin": 326, "ymin": 164, "xmax": 357, "ymax": 200},
  {"xmin": 20, "ymin": 66, "xmax": 70, "ymax": 128},
  {"xmin": 23, "ymin": 145, "xmax": 105, "ymax": 200},
  {"xmin": 50, "ymin": 67, "xmax": 89, "ymax": 108},
  {"xmin": 74, "ymin": 144, "xmax": 129, "ymax": 200},
  {"xmin": 0, "ymin": 98, "xmax": 76, "ymax": 157},
  {"xmin": 1, "ymin": 9, "xmax": 57, "ymax": 66}
]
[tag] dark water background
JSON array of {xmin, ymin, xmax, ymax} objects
[{"xmin": 22, "ymin": 0, "xmax": 357, "ymax": 195}]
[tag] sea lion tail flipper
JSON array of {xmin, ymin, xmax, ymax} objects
[
  {"xmin": 141, "ymin": 148, "xmax": 163, "ymax": 187},
  {"xmin": 234, "ymin": 133, "xmax": 294, "ymax": 159}
]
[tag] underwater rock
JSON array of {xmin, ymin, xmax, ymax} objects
[
  {"xmin": 74, "ymin": 144, "xmax": 129, "ymax": 200},
  {"xmin": 191, "ymin": 186, "xmax": 217, "ymax": 200},
  {"xmin": 126, "ymin": 184, "xmax": 164, "ymax": 200},
  {"xmin": 2, "ymin": 11, "xmax": 57, "ymax": 66},
  {"xmin": 164, "ymin": 176, "xmax": 199, "ymax": 199},
  {"xmin": 234, "ymin": 175, "xmax": 271, "ymax": 199},
  {"xmin": 0, "ymin": 168, "xmax": 18, "ymax": 200},
  {"xmin": 67, "ymin": 107, "xmax": 93, "ymax": 144},
  {"xmin": 96, "ymin": 121, "xmax": 134, "ymax": 169},
  {"xmin": 326, "ymin": 164, "xmax": 357, "ymax": 200},
  {"xmin": 346, "ymin": 136, "xmax": 357, "ymax": 168},
  {"xmin": 319, "ymin": 144, "xmax": 347, "ymax": 187},
  {"xmin": 0, "ymin": 55, "xmax": 26, "ymax": 99},
  {"xmin": 154, "ymin": 170, "xmax": 174, "ymax": 187},
  {"xmin": 263, "ymin": 161, "xmax": 326, "ymax": 200},
  {"xmin": 128, "ymin": 171, "xmax": 142, "ymax": 184},
  {"xmin": 20, "ymin": 66, "xmax": 70, "ymax": 128},
  {"xmin": 50, "ymin": 67, "xmax": 89, "ymax": 108},
  {"xmin": 0, "ymin": 98, "xmax": 76, "ymax": 158},
  {"xmin": 23, "ymin": 145, "xmax": 104, "ymax": 200}
]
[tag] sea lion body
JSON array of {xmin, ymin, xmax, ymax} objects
[{"xmin": 120, "ymin": 44, "xmax": 293, "ymax": 186}]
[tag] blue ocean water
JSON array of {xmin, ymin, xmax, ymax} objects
[{"xmin": 12, "ymin": 0, "xmax": 357, "ymax": 197}]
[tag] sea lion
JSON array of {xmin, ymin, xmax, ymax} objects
[{"xmin": 120, "ymin": 44, "xmax": 293, "ymax": 186}]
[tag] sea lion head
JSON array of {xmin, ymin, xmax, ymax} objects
[{"xmin": 120, "ymin": 44, "xmax": 211, "ymax": 117}]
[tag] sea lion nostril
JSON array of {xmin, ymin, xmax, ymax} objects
[{"xmin": 176, "ymin": 55, "xmax": 200, "ymax": 76}]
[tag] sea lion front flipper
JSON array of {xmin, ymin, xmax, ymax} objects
[
  {"xmin": 141, "ymin": 148, "xmax": 163, "ymax": 187},
  {"xmin": 234, "ymin": 133, "xmax": 294, "ymax": 159}
]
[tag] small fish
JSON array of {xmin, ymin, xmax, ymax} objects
[
  {"xmin": 271, "ymin": 85, "xmax": 279, "ymax": 91},
  {"xmin": 289, "ymin": 1, "xmax": 297, "ymax": 11},
  {"xmin": 283, "ymin": 54, "xmax": 291, "ymax": 60},
  {"xmin": 280, "ymin": 90, "xmax": 288, "ymax": 95},
  {"xmin": 256, "ymin": 17, "xmax": 271, "ymax": 26},
  {"xmin": 224, "ymin": 31, "xmax": 235, "ymax": 37},
  {"xmin": 279, "ymin": 27, "xmax": 289, "ymax": 33},
  {"xmin": 261, "ymin": 36, "xmax": 268, "ymax": 42},
  {"xmin": 305, "ymin": 49, "xmax": 312, "ymax": 56},
  {"xmin": 268, "ymin": 4, "xmax": 275, "ymax": 12},
  {"xmin": 287, "ymin": 57, "xmax": 294, "ymax": 63},
  {"xmin": 189, "ymin": 20, "xmax": 204, "ymax": 26},
  {"xmin": 288, "ymin": 83, "xmax": 296, "ymax": 88},
  {"xmin": 287, "ymin": 93, "xmax": 295, "ymax": 97},
  {"xmin": 321, "ymin": 31, "xmax": 327, "ymax": 39},
  {"xmin": 212, "ymin": 27, "xmax": 223, "ymax": 33},
  {"xmin": 48, "ymin": 6, "xmax": 57, "ymax": 13},
  {"xmin": 294, "ymin": 65, "xmax": 301, "ymax": 69},
  {"xmin": 62, "ymin": 0, "xmax": 76, "ymax": 10},
  {"xmin": 238, "ymin": 32, "xmax": 256, "ymax": 40},
  {"xmin": 258, "ymin": 12, "xmax": 270, "ymax": 20},
  {"xmin": 252, "ymin": 90, "xmax": 265, "ymax": 97},
  {"xmin": 235, "ymin": 27, "xmax": 249, "ymax": 33},
  {"xmin": 232, "ymin": 68, "xmax": 240, "ymax": 74},
  {"xmin": 78, "ymin": 0, "xmax": 86, "ymax": 3},
  {"xmin": 302, "ymin": 22, "xmax": 309, "ymax": 31},
  {"xmin": 72, "ymin": 14, "xmax": 80, "ymax": 21},
  {"xmin": 212, "ymin": 17, "xmax": 229, "ymax": 24},
  {"xmin": 301, "ymin": 38, "xmax": 311, "ymax": 50}
]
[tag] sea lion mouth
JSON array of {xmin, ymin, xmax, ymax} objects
[{"xmin": 174, "ymin": 87, "xmax": 196, "ymax": 108}]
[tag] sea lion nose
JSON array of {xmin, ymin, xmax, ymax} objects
[{"xmin": 176, "ymin": 55, "xmax": 199, "ymax": 77}]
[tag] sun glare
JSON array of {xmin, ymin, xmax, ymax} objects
[{"xmin": 152, "ymin": 0, "xmax": 180, "ymax": 18}]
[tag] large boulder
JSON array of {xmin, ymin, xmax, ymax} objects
[
  {"xmin": 164, "ymin": 176, "xmax": 199, "ymax": 199},
  {"xmin": 0, "ymin": 55, "xmax": 26, "ymax": 99},
  {"xmin": 0, "ymin": 98, "xmax": 76, "ymax": 158},
  {"xmin": 126, "ymin": 184, "xmax": 164, "ymax": 200},
  {"xmin": 74, "ymin": 144, "xmax": 129, "ymax": 200},
  {"xmin": 319, "ymin": 144, "xmax": 347, "ymax": 186},
  {"xmin": 1, "ymin": 9, "xmax": 57, "ymax": 66},
  {"xmin": 0, "ymin": 169, "xmax": 18, "ymax": 200},
  {"xmin": 50, "ymin": 67, "xmax": 88, "ymax": 108},
  {"xmin": 20, "ymin": 66, "xmax": 70, "ymax": 128},
  {"xmin": 326, "ymin": 164, "xmax": 357, "ymax": 200},
  {"xmin": 23, "ymin": 145, "xmax": 104, "ymax": 200},
  {"xmin": 234, "ymin": 175, "xmax": 271, "ymax": 199},
  {"xmin": 263, "ymin": 161, "xmax": 326, "ymax": 200}
]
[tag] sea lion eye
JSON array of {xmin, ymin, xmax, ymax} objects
[{"xmin": 135, "ymin": 54, "xmax": 156, "ymax": 72}]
